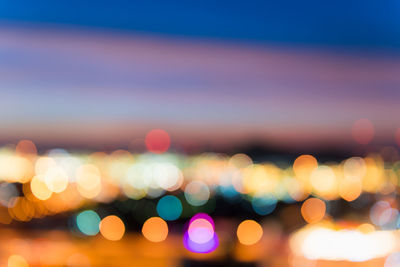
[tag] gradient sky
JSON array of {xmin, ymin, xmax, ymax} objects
[{"xmin": 0, "ymin": 1, "xmax": 399, "ymax": 150}]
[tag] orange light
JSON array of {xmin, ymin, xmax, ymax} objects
[
  {"xmin": 76, "ymin": 164, "xmax": 102, "ymax": 199},
  {"xmin": 8, "ymin": 254, "xmax": 29, "ymax": 267},
  {"xmin": 293, "ymin": 155, "xmax": 318, "ymax": 178},
  {"xmin": 142, "ymin": 217, "xmax": 168, "ymax": 242},
  {"xmin": 236, "ymin": 220, "xmax": 263, "ymax": 245},
  {"xmin": 0, "ymin": 208, "xmax": 12, "ymax": 224},
  {"xmin": 67, "ymin": 253, "xmax": 91, "ymax": 267},
  {"xmin": 339, "ymin": 176, "xmax": 362, "ymax": 202},
  {"xmin": 30, "ymin": 175, "xmax": 52, "ymax": 200},
  {"xmin": 310, "ymin": 166, "xmax": 337, "ymax": 199},
  {"xmin": 99, "ymin": 215, "xmax": 125, "ymax": 241},
  {"xmin": 145, "ymin": 129, "xmax": 170, "ymax": 154},
  {"xmin": 16, "ymin": 140, "xmax": 37, "ymax": 157},
  {"xmin": 301, "ymin": 198, "xmax": 326, "ymax": 224},
  {"xmin": 357, "ymin": 223, "xmax": 375, "ymax": 234}
]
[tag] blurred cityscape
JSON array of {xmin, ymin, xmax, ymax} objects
[{"xmin": 1, "ymin": 1, "xmax": 400, "ymax": 267}]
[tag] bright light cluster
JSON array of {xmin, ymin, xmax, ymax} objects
[
  {"xmin": 0, "ymin": 135, "xmax": 400, "ymax": 261},
  {"xmin": 0, "ymin": 137, "xmax": 398, "ymax": 224},
  {"xmin": 290, "ymin": 224, "xmax": 399, "ymax": 262}
]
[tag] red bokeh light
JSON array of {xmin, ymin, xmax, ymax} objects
[
  {"xmin": 145, "ymin": 129, "xmax": 170, "ymax": 154},
  {"xmin": 351, "ymin": 119, "xmax": 374, "ymax": 145}
]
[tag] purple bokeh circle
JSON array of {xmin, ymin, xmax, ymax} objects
[{"xmin": 183, "ymin": 230, "xmax": 219, "ymax": 253}]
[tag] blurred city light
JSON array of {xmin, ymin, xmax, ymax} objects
[{"xmin": 0, "ymin": 1, "xmax": 398, "ymax": 265}]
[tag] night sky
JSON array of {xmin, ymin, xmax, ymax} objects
[{"xmin": 0, "ymin": 1, "xmax": 399, "ymax": 150}]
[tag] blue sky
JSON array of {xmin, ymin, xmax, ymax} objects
[
  {"xmin": 0, "ymin": 1, "xmax": 399, "ymax": 149},
  {"xmin": 1, "ymin": 0, "xmax": 400, "ymax": 49}
]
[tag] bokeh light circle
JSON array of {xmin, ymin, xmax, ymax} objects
[
  {"xmin": 44, "ymin": 166, "xmax": 69, "ymax": 193},
  {"xmin": 183, "ymin": 213, "xmax": 218, "ymax": 253},
  {"xmin": 293, "ymin": 154, "xmax": 318, "ymax": 178},
  {"xmin": 229, "ymin": 153, "xmax": 253, "ymax": 169},
  {"xmin": 145, "ymin": 129, "xmax": 170, "ymax": 154},
  {"xmin": 184, "ymin": 230, "xmax": 219, "ymax": 253},
  {"xmin": 184, "ymin": 181, "xmax": 210, "ymax": 206},
  {"xmin": 16, "ymin": 140, "xmax": 37, "ymax": 156},
  {"xmin": 156, "ymin": 195, "xmax": 183, "ymax": 221},
  {"xmin": 99, "ymin": 215, "xmax": 125, "ymax": 241},
  {"xmin": 370, "ymin": 201, "xmax": 391, "ymax": 226},
  {"xmin": 30, "ymin": 175, "xmax": 52, "ymax": 201},
  {"xmin": 188, "ymin": 218, "xmax": 214, "ymax": 244},
  {"xmin": 142, "ymin": 217, "xmax": 168, "ymax": 242},
  {"xmin": 352, "ymin": 119, "xmax": 374, "ymax": 145},
  {"xmin": 153, "ymin": 163, "xmax": 183, "ymax": 191},
  {"xmin": 237, "ymin": 220, "xmax": 263, "ymax": 245},
  {"xmin": 301, "ymin": 197, "xmax": 326, "ymax": 224},
  {"xmin": 251, "ymin": 195, "xmax": 277, "ymax": 215},
  {"xmin": 76, "ymin": 210, "xmax": 101, "ymax": 236}
]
